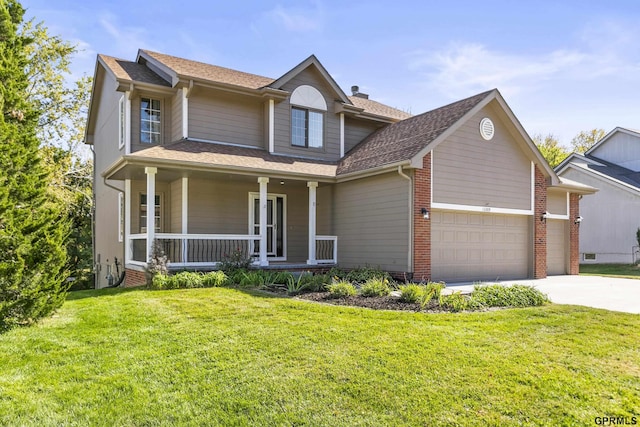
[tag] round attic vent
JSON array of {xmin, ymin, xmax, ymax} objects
[{"xmin": 479, "ymin": 118, "xmax": 495, "ymax": 140}]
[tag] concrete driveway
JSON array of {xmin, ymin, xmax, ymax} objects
[{"xmin": 446, "ymin": 275, "xmax": 640, "ymax": 314}]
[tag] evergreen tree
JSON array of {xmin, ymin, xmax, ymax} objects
[{"xmin": 0, "ymin": 0, "xmax": 69, "ymax": 331}]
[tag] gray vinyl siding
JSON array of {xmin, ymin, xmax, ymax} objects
[
  {"xmin": 91, "ymin": 72, "xmax": 125, "ymax": 287},
  {"xmin": 274, "ymin": 67, "xmax": 341, "ymax": 161},
  {"xmin": 171, "ymin": 90, "xmax": 183, "ymax": 142},
  {"xmin": 432, "ymin": 104, "xmax": 531, "ymax": 210},
  {"xmin": 590, "ymin": 132, "xmax": 640, "ymax": 172},
  {"xmin": 562, "ymin": 167, "xmax": 639, "ymax": 263},
  {"xmin": 547, "ymin": 191, "xmax": 568, "ymax": 215},
  {"xmin": 130, "ymin": 93, "xmax": 173, "ymax": 153},
  {"xmin": 188, "ymin": 89, "xmax": 263, "ymax": 147},
  {"xmin": 334, "ymin": 172, "xmax": 410, "ymax": 271},
  {"xmin": 344, "ymin": 117, "xmax": 381, "ymax": 154}
]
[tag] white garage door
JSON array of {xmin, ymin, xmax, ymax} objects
[
  {"xmin": 547, "ymin": 219, "xmax": 567, "ymax": 275},
  {"xmin": 431, "ymin": 210, "xmax": 530, "ymax": 283}
]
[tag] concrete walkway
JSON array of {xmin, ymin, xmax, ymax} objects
[{"xmin": 445, "ymin": 275, "xmax": 640, "ymax": 314}]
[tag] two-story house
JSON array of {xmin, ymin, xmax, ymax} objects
[
  {"xmin": 86, "ymin": 50, "xmax": 595, "ymax": 288},
  {"xmin": 557, "ymin": 127, "xmax": 640, "ymax": 263}
]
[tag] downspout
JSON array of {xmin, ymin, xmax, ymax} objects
[{"xmin": 397, "ymin": 166, "xmax": 413, "ymax": 274}]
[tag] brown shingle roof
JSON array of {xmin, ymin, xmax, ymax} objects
[
  {"xmin": 140, "ymin": 50, "xmax": 275, "ymax": 89},
  {"xmin": 337, "ymin": 90, "xmax": 494, "ymax": 175},
  {"xmin": 348, "ymin": 96, "xmax": 412, "ymax": 121},
  {"xmin": 98, "ymin": 54, "xmax": 171, "ymax": 86},
  {"xmin": 129, "ymin": 140, "xmax": 337, "ymax": 178}
]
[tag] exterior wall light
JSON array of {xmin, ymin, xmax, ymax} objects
[
  {"xmin": 574, "ymin": 216, "xmax": 583, "ymax": 224},
  {"xmin": 541, "ymin": 211, "xmax": 549, "ymax": 222},
  {"xmin": 421, "ymin": 207, "xmax": 429, "ymax": 219}
]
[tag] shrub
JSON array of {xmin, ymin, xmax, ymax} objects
[
  {"xmin": 238, "ymin": 271, "xmax": 267, "ymax": 288},
  {"xmin": 151, "ymin": 273, "xmax": 171, "ymax": 290},
  {"xmin": 172, "ymin": 271, "xmax": 203, "ymax": 289},
  {"xmin": 202, "ymin": 271, "xmax": 228, "ymax": 287},
  {"xmin": 327, "ymin": 281, "xmax": 357, "ymax": 298},
  {"xmin": 439, "ymin": 292, "xmax": 469, "ymax": 312},
  {"xmin": 345, "ymin": 266, "xmax": 391, "ymax": 284},
  {"xmin": 326, "ymin": 267, "xmax": 347, "ymax": 280},
  {"xmin": 360, "ymin": 278, "xmax": 391, "ymax": 297},
  {"xmin": 420, "ymin": 282, "xmax": 445, "ymax": 308},
  {"xmin": 218, "ymin": 248, "xmax": 253, "ymax": 273},
  {"xmin": 471, "ymin": 284, "xmax": 549, "ymax": 308},
  {"xmin": 286, "ymin": 273, "xmax": 310, "ymax": 295},
  {"xmin": 398, "ymin": 283, "xmax": 424, "ymax": 303}
]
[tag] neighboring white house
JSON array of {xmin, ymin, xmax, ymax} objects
[{"xmin": 556, "ymin": 127, "xmax": 640, "ymax": 263}]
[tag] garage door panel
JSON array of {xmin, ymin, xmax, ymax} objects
[
  {"xmin": 432, "ymin": 210, "xmax": 530, "ymax": 283},
  {"xmin": 547, "ymin": 219, "xmax": 567, "ymax": 275}
]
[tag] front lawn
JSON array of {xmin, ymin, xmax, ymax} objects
[
  {"xmin": 1, "ymin": 287, "xmax": 638, "ymax": 426},
  {"xmin": 580, "ymin": 263, "xmax": 640, "ymax": 279}
]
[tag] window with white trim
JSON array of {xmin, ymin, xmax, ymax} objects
[
  {"xmin": 118, "ymin": 96, "xmax": 125, "ymax": 149},
  {"xmin": 291, "ymin": 107, "xmax": 323, "ymax": 148},
  {"xmin": 139, "ymin": 194, "xmax": 161, "ymax": 233},
  {"xmin": 290, "ymin": 85, "xmax": 327, "ymax": 149},
  {"xmin": 118, "ymin": 192, "xmax": 124, "ymax": 242},
  {"xmin": 140, "ymin": 97, "xmax": 161, "ymax": 144}
]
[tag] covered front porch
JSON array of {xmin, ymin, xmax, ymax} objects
[{"xmin": 117, "ymin": 165, "xmax": 337, "ymax": 271}]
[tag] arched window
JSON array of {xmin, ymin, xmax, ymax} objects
[{"xmin": 290, "ymin": 85, "xmax": 326, "ymax": 148}]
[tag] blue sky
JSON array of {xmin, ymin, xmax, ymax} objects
[{"xmin": 23, "ymin": 0, "xmax": 640, "ymax": 145}]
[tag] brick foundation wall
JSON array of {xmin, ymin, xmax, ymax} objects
[
  {"xmin": 534, "ymin": 166, "xmax": 547, "ymax": 279},
  {"xmin": 413, "ymin": 153, "xmax": 431, "ymax": 281},
  {"xmin": 125, "ymin": 268, "xmax": 147, "ymax": 287},
  {"xmin": 569, "ymin": 193, "xmax": 580, "ymax": 275}
]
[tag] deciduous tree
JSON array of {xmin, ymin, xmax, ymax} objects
[
  {"xmin": 533, "ymin": 133, "xmax": 570, "ymax": 168},
  {"xmin": 570, "ymin": 128, "xmax": 605, "ymax": 154}
]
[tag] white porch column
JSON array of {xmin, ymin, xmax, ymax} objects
[
  {"xmin": 145, "ymin": 167, "xmax": 157, "ymax": 262},
  {"xmin": 181, "ymin": 177, "xmax": 188, "ymax": 263},
  {"xmin": 258, "ymin": 177, "xmax": 269, "ymax": 266},
  {"xmin": 307, "ymin": 181, "xmax": 318, "ymax": 265},
  {"xmin": 124, "ymin": 179, "xmax": 131, "ymax": 263}
]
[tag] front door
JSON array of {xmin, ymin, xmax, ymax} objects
[{"xmin": 249, "ymin": 193, "xmax": 286, "ymax": 260}]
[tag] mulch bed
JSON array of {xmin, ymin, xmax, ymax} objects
[{"xmin": 296, "ymin": 292, "xmax": 442, "ymax": 312}]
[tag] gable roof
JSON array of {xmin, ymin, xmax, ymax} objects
[
  {"xmin": 270, "ymin": 54, "xmax": 350, "ymax": 103},
  {"xmin": 585, "ymin": 127, "xmax": 640, "ymax": 157},
  {"xmin": 337, "ymin": 90, "xmax": 493, "ymax": 175},
  {"xmin": 138, "ymin": 50, "xmax": 274, "ymax": 89},
  {"xmin": 557, "ymin": 152, "xmax": 640, "ymax": 193},
  {"xmin": 98, "ymin": 54, "xmax": 171, "ymax": 86}
]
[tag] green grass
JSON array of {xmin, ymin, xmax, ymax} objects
[
  {"xmin": 580, "ymin": 263, "xmax": 640, "ymax": 279},
  {"xmin": 1, "ymin": 287, "xmax": 639, "ymax": 426}
]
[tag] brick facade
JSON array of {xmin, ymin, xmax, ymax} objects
[
  {"xmin": 533, "ymin": 165, "xmax": 547, "ymax": 279},
  {"xmin": 413, "ymin": 153, "xmax": 431, "ymax": 281},
  {"xmin": 125, "ymin": 268, "xmax": 147, "ymax": 287},
  {"xmin": 569, "ymin": 193, "xmax": 580, "ymax": 275}
]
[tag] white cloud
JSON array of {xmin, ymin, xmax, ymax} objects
[
  {"xmin": 265, "ymin": 2, "xmax": 324, "ymax": 32},
  {"xmin": 98, "ymin": 12, "xmax": 156, "ymax": 58},
  {"xmin": 408, "ymin": 20, "xmax": 640, "ymax": 101}
]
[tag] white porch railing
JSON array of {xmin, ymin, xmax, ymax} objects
[
  {"xmin": 315, "ymin": 235, "xmax": 338, "ymax": 264},
  {"xmin": 127, "ymin": 233, "xmax": 338, "ymax": 267},
  {"xmin": 128, "ymin": 233, "xmax": 260, "ymax": 268}
]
